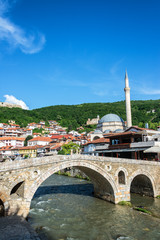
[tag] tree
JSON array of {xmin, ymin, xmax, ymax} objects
[
  {"xmin": 33, "ymin": 128, "xmax": 43, "ymax": 134},
  {"xmin": 24, "ymin": 135, "xmax": 33, "ymax": 146},
  {"xmin": 58, "ymin": 142, "xmax": 80, "ymax": 155}
]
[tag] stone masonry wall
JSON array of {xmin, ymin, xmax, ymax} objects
[{"xmin": 0, "ymin": 155, "xmax": 159, "ymax": 217}]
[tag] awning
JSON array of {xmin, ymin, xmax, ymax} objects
[
  {"xmin": 144, "ymin": 147, "xmax": 160, "ymax": 153},
  {"xmin": 96, "ymin": 147, "xmax": 147, "ymax": 153}
]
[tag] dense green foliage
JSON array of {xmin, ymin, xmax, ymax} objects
[
  {"xmin": 24, "ymin": 135, "xmax": 33, "ymax": 146},
  {"xmin": 58, "ymin": 142, "xmax": 80, "ymax": 155},
  {"xmin": 0, "ymin": 99, "xmax": 160, "ymax": 130},
  {"xmin": 33, "ymin": 128, "xmax": 44, "ymax": 134}
]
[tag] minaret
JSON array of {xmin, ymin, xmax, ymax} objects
[{"xmin": 124, "ymin": 70, "xmax": 132, "ymax": 128}]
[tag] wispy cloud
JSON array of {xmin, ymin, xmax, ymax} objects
[
  {"xmin": 0, "ymin": 0, "xmax": 45, "ymax": 54},
  {"xmin": 92, "ymin": 89, "xmax": 108, "ymax": 97},
  {"xmin": 110, "ymin": 58, "xmax": 124, "ymax": 76},
  {"xmin": 4, "ymin": 94, "xmax": 29, "ymax": 109},
  {"xmin": 141, "ymin": 88, "xmax": 160, "ymax": 95}
]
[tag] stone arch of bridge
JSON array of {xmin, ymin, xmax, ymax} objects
[
  {"xmin": 10, "ymin": 181, "xmax": 25, "ymax": 198},
  {"xmin": 9, "ymin": 178, "xmax": 25, "ymax": 193},
  {"xmin": 129, "ymin": 169, "xmax": 156, "ymax": 197},
  {"xmin": 25, "ymin": 160, "xmax": 119, "ymax": 206},
  {"xmin": 0, "ymin": 191, "xmax": 9, "ymax": 216}
]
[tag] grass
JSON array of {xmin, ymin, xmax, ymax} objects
[
  {"xmin": 118, "ymin": 201, "xmax": 132, "ymax": 207},
  {"xmin": 133, "ymin": 207, "xmax": 152, "ymax": 215},
  {"xmin": 55, "ymin": 170, "xmax": 90, "ymax": 181}
]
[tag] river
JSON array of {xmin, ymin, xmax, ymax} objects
[{"xmin": 28, "ymin": 174, "xmax": 160, "ymax": 240}]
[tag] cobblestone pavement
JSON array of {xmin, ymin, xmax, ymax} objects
[{"xmin": 0, "ymin": 216, "xmax": 40, "ymax": 240}]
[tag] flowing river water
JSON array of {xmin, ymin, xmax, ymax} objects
[{"xmin": 28, "ymin": 174, "xmax": 160, "ymax": 240}]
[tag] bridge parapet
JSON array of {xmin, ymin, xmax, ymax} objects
[{"xmin": 0, "ymin": 155, "xmax": 160, "ymax": 172}]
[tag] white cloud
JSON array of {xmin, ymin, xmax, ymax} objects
[
  {"xmin": 0, "ymin": 0, "xmax": 45, "ymax": 54},
  {"xmin": 4, "ymin": 94, "xmax": 29, "ymax": 110},
  {"xmin": 140, "ymin": 88, "xmax": 160, "ymax": 95}
]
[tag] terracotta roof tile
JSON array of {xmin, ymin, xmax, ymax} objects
[
  {"xmin": 28, "ymin": 137, "xmax": 51, "ymax": 142},
  {"xmin": 83, "ymin": 137, "xmax": 109, "ymax": 145},
  {"xmin": 0, "ymin": 137, "xmax": 25, "ymax": 141}
]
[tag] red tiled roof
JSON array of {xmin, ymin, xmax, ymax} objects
[
  {"xmin": 0, "ymin": 146, "xmax": 13, "ymax": 151},
  {"xmin": 50, "ymin": 143, "xmax": 63, "ymax": 150},
  {"xmin": 28, "ymin": 122, "xmax": 36, "ymax": 125},
  {"xmin": 28, "ymin": 137, "xmax": 51, "ymax": 142},
  {"xmin": 51, "ymin": 135, "xmax": 64, "ymax": 139},
  {"xmin": 127, "ymin": 126, "xmax": 156, "ymax": 131},
  {"xmin": 108, "ymin": 131, "xmax": 142, "ymax": 138},
  {"xmin": 83, "ymin": 137, "xmax": 110, "ymax": 146},
  {"xmin": 0, "ymin": 137, "xmax": 25, "ymax": 141},
  {"xmin": 18, "ymin": 145, "xmax": 43, "ymax": 150},
  {"xmin": 5, "ymin": 128, "xmax": 19, "ymax": 130}
]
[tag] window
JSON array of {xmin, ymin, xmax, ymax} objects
[{"xmin": 118, "ymin": 171, "xmax": 125, "ymax": 185}]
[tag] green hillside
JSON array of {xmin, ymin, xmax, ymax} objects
[{"xmin": 0, "ymin": 99, "xmax": 160, "ymax": 130}]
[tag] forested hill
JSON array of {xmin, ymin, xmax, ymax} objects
[{"xmin": 0, "ymin": 99, "xmax": 160, "ymax": 130}]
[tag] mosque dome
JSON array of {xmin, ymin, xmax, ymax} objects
[
  {"xmin": 94, "ymin": 129, "xmax": 102, "ymax": 134},
  {"xmin": 103, "ymin": 129, "xmax": 111, "ymax": 133},
  {"xmin": 114, "ymin": 129, "xmax": 124, "ymax": 133},
  {"xmin": 99, "ymin": 114, "xmax": 124, "ymax": 124}
]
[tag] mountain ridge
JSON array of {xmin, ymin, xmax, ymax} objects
[{"xmin": 0, "ymin": 99, "xmax": 160, "ymax": 130}]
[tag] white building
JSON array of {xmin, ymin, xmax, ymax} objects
[
  {"xmin": 0, "ymin": 137, "xmax": 25, "ymax": 147},
  {"xmin": 0, "ymin": 128, "xmax": 4, "ymax": 137},
  {"xmin": 0, "ymin": 146, "xmax": 13, "ymax": 157},
  {"xmin": 4, "ymin": 128, "xmax": 22, "ymax": 137},
  {"xmin": 28, "ymin": 137, "xmax": 51, "ymax": 146}
]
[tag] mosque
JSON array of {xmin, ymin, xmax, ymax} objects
[{"xmin": 91, "ymin": 71, "xmax": 132, "ymax": 141}]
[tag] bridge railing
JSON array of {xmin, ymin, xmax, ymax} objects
[{"xmin": 0, "ymin": 154, "xmax": 160, "ymax": 172}]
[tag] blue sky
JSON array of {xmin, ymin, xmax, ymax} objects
[{"xmin": 0, "ymin": 0, "xmax": 160, "ymax": 110}]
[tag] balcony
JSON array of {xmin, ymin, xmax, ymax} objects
[
  {"xmin": 131, "ymin": 141, "xmax": 154, "ymax": 148},
  {"xmin": 109, "ymin": 143, "xmax": 131, "ymax": 150},
  {"xmin": 95, "ymin": 144, "xmax": 109, "ymax": 150}
]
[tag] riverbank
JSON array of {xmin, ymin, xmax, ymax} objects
[
  {"xmin": 0, "ymin": 216, "xmax": 41, "ymax": 240},
  {"xmin": 55, "ymin": 167, "xmax": 90, "ymax": 181}
]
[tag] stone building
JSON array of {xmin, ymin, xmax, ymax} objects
[
  {"xmin": 86, "ymin": 115, "xmax": 100, "ymax": 125},
  {"xmin": 90, "ymin": 114, "xmax": 125, "ymax": 141},
  {"xmin": 96, "ymin": 113, "xmax": 125, "ymax": 132},
  {"xmin": 0, "ymin": 102, "xmax": 22, "ymax": 109}
]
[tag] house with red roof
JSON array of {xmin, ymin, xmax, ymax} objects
[
  {"xmin": 83, "ymin": 126, "xmax": 160, "ymax": 160},
  {"xmin": 4, "ymin": 128, "xmax": 22, "ymax": 137},
  {"xmin": 0, "ymin": 137, "xmax": 25, "ymax": 148},
  {"xmin": 0, "ymin": 128, "xmax": 4, "ymax": 137},
  {"xmin": 0, "ymin": 146, "xmax": 13, "ymax": 158},
  {"xmin": 28, "ymin": 137, "xmax": 52, "ymax": 146},
  {"xmin": 33, "ymin": 133, "xmax": 42, "ymax": 138},
  {"xmin": 23, "ymin": 129, "xmax": 33, "ymax": 136},
  {"xmin": 83, "ymin": 138, "xmax": 110, "ymax": 155}
]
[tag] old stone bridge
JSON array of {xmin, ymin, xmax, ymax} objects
[{"xmin": 0, "ymin": 154, "xmax": 160, "ymax": 218}]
